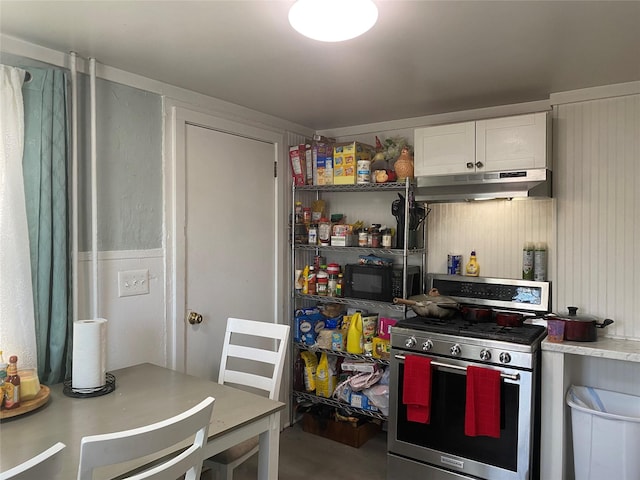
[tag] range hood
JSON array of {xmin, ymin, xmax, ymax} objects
[{"xmin": 413, "ymin": 168, "xmax": 551, "ymax": 202}]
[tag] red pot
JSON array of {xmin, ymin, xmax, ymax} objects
[
  {"xmin": 550, "ymin": 307, "xmax": 614, "ymax": 342},
  {"xmin": 495, "ymin": 312, "xmax": 524, "ymax": 327}
]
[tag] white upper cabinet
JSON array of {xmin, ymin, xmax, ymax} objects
[
  {"xmin": 414, "ymin": 112, "xmax": 550, "ymax": 176},
  {"xmin": 476, "ymin": 112, "xmax": 550, "ymax": 171},
  {"xmin": 414, "ymin": 121, "xmax": 475, "ymax": 176}
]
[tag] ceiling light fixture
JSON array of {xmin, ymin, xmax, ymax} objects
[{"xmin": 288, "ymin": 0, "xmax": 378, "ymax": 42}]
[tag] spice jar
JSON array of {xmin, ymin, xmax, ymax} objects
[
  {"xmin": 358, "ymin": 231, "xmax": 368, "ymax": 247},
  {"xmin": 382, "ymin": 230, "xmax": 392, "ymax": 248},
  {"xmin": 316, "ymin": 269, "xmax": 328, "ymax": 296},
  {"xmin": 370, "ymin": 224, "xmax": 381, "ymax": 248},
  {"xmin": 302, "ymin": 207, "xmax": 312, "ymax": 225},
  {"xmin": 328, "ymin": 274, "xmax": 338, "ymax": 297},
  {"xmin": 308, "ymin": 224, "xmax": 318, "ymax": 245}
]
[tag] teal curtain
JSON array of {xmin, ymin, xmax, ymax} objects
[{"xmin": 22, "ymin": 68, "xmax": 72, "ymax": 384}]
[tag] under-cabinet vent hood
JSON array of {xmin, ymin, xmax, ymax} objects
[{"xmin": 413, "ymin": 168, "xmax": 551, "ymax": 202}]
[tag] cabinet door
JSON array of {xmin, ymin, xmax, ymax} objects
[
  {"xmin": 414, "ymin": 121, "xmax": 475, "ymax": 176},
  {"xmin": 476, "ymin": 112, "xmax": 549, "ymax": 171}
]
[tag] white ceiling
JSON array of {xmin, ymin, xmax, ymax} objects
[{"xmin": 1, "ymin": 1, "xmax": 639, "ymax": 130}]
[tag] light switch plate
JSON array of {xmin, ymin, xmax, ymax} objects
[{"xmin": 118, "ymin": 269, "xmax": 149, "ymax": 297}]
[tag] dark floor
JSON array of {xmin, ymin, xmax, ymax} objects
[{"xmin": 202, "ymin": 421, "xmax": 387, "ymax": 480}]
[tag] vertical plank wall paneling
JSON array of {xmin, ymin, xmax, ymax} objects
[
  {"xmin": 555, "ymin": 94, "xmax": 640, "ymax": 339},
  {"xmin": 426, "ymin": 199, "xmax": 554, "ymax": 281}
]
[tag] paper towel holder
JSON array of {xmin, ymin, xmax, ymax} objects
[{"xmin": 63, "ymin": 372, "xmax": 116, "ymax": 398}]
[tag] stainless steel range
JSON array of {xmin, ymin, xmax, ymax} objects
[{"xmin": 388, "ymin": 275, "xmax": 550, "ymax": 480}]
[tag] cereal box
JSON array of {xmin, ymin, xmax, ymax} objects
[
  {"xmin": 289, "ymin": 145, "xmax": 305, "ymax": 186},
  {"xmin": 333, "ymin": 141, "xmax": 373, "ymax": 185},
  {"xmin": 312, "ymin": 143, "xmax": 334, "ymax": 185}
]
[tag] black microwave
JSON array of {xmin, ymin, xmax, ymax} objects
[{"xmin": 343, "ymin": 264, "xmax": 420, "ymax": 302}]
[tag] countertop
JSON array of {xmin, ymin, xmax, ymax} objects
[{"xmin": 541, "ymin": 336, "xmax": 640, "ymax": 363}]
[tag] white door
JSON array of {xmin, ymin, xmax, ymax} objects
[
  {"xmin": 167, "ymin": 104, "xmax": 282, "ymax": 380},
  {"xmin": 182, "ymin": 122, "xmax": 278, "ymax": 380}
]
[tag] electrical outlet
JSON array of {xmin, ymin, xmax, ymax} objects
[{"xmin": 118, "ymin": 269, "xmax": 149, "ymax": 297}]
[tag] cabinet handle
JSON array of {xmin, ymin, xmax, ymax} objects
[
  {"xmin": 475, "ymin": 161, "xmax": 484, "ymax": 169},
  {"xmin": 466, "ymin": 162, "xmax": 474, "ymax": 169}
]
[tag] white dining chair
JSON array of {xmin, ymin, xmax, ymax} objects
[
  {"xmin": 0, "ymin": 442, "xmax": 65, "ymax": 480},
  {"xmin": 77, "ymin": 396, "xmax": 215, "ymax": 480},
  {"xmin": 203, "ymin": 317, "xmax": 290, "ymax": 480}
]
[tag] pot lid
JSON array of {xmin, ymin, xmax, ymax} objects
[{"xmin": 552, "ymin": 306, "xmax": 600, "ymax": 322}]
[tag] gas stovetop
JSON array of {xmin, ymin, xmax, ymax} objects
[
  {"xmin": 390, "ymin": 275, "xmax": 551, "ymax": 368},
  {"xmin": 396, "ymin": 316, "xmax": 547, "ymax": 345}
]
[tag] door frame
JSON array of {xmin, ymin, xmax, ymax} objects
[{"xmin": 163, "ymin": 98, "xmax": 287, "ymax": 372}]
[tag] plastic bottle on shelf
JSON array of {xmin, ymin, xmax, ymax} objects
[
  {"xmin": 523, "ymin": 242, "xmax": 535, "ymax": 280},
  {"xmin": 336, "ymin": 273, "xmax": 344, "ymax": 297},
  {"xmin": 294, "ymin": 201, "xmax": 303, "ymax": 224},
  {"xmin": 307, "ymin": 266, "xmax": 317, "ymax": 295},
  {"xmin": 534, "ymin": 242, "xmax": 547, "ymax": 281},
  {"xmin": 308, "ymin": 224, "xmax": 318, "ymax": 245},
  {"xmin": 465, "ymin": 250, "xmax": 480, "ymax": 277},
  {"xmin": 301, "ymin": 265, "xmax": 310, "ymax": 294},
  {"xmin": 4, "ymin": 355, "xmax": 20, "ymax": 409},
  {"xmin": 0, "ymin": 350, "xmax": 7, "ymax": 403},
  {"xmin": 346, "ymin": 312, "xmax": 364, "ymax": 354}
]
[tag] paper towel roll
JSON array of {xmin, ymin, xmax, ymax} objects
[{"xmin": 72, "ymin": 318, "xmax": 107, "ymax": 392}]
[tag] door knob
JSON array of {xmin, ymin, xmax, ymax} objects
[
  {"xmin": 466, "ymin": 162, "xmax": 474, "ymax": 169},
  {"xmin": 475, "ymin": 161, "xmax": 484, "ymax": 169},
  {"xmin": 187, "ymin": 311, "xmax": 203, "ymax": 325}
]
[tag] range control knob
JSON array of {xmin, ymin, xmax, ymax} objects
[
  {"xmin": 480, "ymin": 349, "xmax": 492, "ymax": 361},
  {"xmin": 422, "ymin": 340, "xmax": 434, "ymax": 352},
  {"xmin": 450, "ymin": 344, "xmax": 461, "ymax": 356},
  {"xmin": 499, "ymin": 352, "xmax": 512, "ymax": 364},
  {"xmin": 405, "ymin": 336, "xmax": 417, "ymax": 348}
]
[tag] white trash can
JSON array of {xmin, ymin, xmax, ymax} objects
[{"xmin": 567, "ymin": 385, "xmax": 640, "ymax": 480}]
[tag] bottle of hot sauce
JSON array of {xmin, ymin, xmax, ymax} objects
[{"xmin": 4, "ymin": 355, "xmax": 21, "ymax": 409}]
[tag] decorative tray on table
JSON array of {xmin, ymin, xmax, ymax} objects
[{"xmin": 0, "ymin": 385, "xmax": 50, "ymax": 420}]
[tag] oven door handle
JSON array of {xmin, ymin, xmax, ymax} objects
[{"xmin": 394, "ymin": 354, "xmax": 520, "ymax": 381}]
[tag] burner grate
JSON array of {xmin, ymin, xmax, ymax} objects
[{"xmin": 396, "ymin": 316, "xmax": 546, "ymax": 345}]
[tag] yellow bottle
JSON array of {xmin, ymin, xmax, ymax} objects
[
  {"xmin": 346, "ymin": 312, "xmax": 364, "ymax": 354},
  {"xmin": 465, "ymin": 250, "xmax": 479, "ymax": 277}
]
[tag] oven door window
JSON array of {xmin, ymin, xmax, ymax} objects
[{"xmin": 396, "ymin": 363, "xmax": 519, "ymax": 472}]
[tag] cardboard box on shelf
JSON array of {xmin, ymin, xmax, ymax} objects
[
  {"xmin": 341, "ymin": 360, "xmax": 377, "ymax": 373},
  {"xmin": 330, "ymin": 235, "xmax": 357, "ymax": 247},
  {"xmin": 301, "ymin": 413, "xmax": 381, "ymax": 448},
  {"xmin": 333, "ymin": 141, "xmax": 373, "ymax": 185},
  {"xmin": 312, "ymin": 143, "xmax": 334, "ymax": 185},
  {"xmin": 304, "ymin": 143, "xmax": 313, "ymax": 185},
  {"xmin": 289, "ymin": 145, "xmax": 305, "ymax": 186}
]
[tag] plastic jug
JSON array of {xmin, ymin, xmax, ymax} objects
[{"xmin": 346, "ymin": 312, "xmax": 364, "ymax": 354}]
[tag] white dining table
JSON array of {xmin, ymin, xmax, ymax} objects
[{"xmin": 0, "ymin": 363, "xmax": 285, "ymax": 479}]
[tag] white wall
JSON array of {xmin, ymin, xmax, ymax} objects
[
  {"xmin": 426, "ymin": 199, "xmax": 554, "ymax": 279},
  {"xmin": 553, "ymin": 92, "xmax": 640, "ymax": 339},
  {"xmin": 77, "ymin": 251, "xmax": 165, "ymax": 371}
]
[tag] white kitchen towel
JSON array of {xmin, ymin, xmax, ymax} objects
[{"xmin": 72, "ymin": 318, "xmax": 107, "ymax": 392}]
